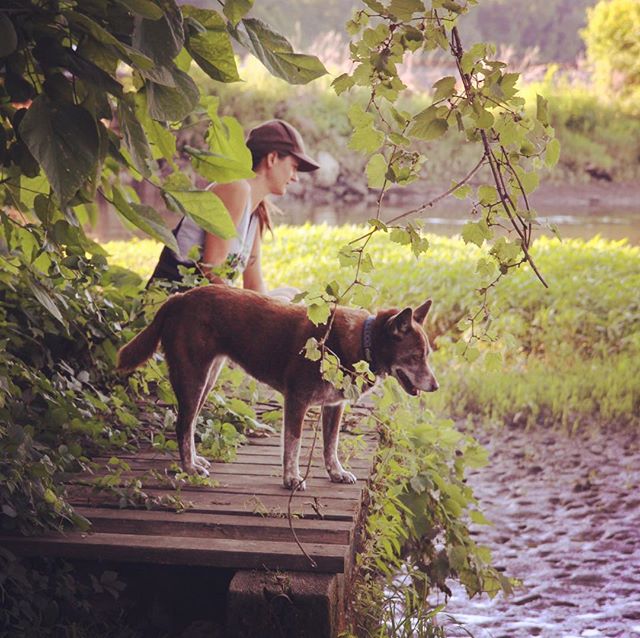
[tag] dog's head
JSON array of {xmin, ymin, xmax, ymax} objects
[{"xmin": 378, "ymin": 299, "xmax": 439, "ymax": 396}]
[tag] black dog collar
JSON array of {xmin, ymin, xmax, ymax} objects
[{"xmin": 362, "ymin": 315, "xmax": 377, "ymax": 373}]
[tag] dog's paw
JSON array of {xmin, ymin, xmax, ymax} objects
[
  {"xmin": 194, "ymin": 454, "xmax": 211, "ymax": 469},
  {"xmin": 328, "ymin": 469, "xmax": 357, "ymax": 484},
  {"xmin": 182, "ymin": 462, "xmax": 210, "ymax": 477},
  {"xmin": 283, "ymin": 475, "xmax": 306, "ymax": 492}
]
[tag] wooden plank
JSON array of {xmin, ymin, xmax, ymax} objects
[
  {"xmin": 73, "ymin": 473, "xmax": 366, "ymax": 499},
  {"xmin": 74, "ymin": 508, "xmax": 352, "ymax": 545},
  {"xmin": 0, "ymin": 532, "xmax": 347, "ymax": 573},
  {"xmin": 66, "ymin": 487, "xmax": 360, "ymax": 520}
]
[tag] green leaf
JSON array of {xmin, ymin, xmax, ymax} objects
[
  {"xmin": 223, "ymin": 0, "xmax": 255, "ymax": 25},
  {"xmin": 433, "ymin": 76, "xmax": 457, "ymax": 100},
  {"xmin": 132, "ymin": 0, "xmax": 184, "ymax": 65},
  {"xmin": 366, "ymin": 153, "xmax": 387, "ymax": 188},
  {"xmin": 545, "ymin": 138, "xmax": 561, "ymax": 167},
  {"xmin": 28, "ymin": 280, "xmax": 66, "ymax": 326},
  {"xmin": 135, "ymin": 93, "xmax": 177, "ymax": 164},
  {"xmin": 114, "ymin": 0, "xmax": 164, "ymax": 19},
  {"xmin": 303, "ymin": 337, "xmax": 322, "ymax": 361},
  {"xmin": 461, "ymin": 220, "xmax": 492, "ymax": 247},
  {"xmin": 349, "ymin": 126, "xmax": 385, "ymax": 154},
  {"xmin": 231, "ymin": 18, "xmax": 327, "ymax": 84},
  {"xmin": 332, "ymin": 73, "xmax": 355, "ymax": 96},
  {"xmin": 19, "ymin": 96, "xmax": 100, "ymax": 205},
  {"xmin": 0, "ymin": 12, "xmax": 18, "ymax": 58},
  {"xmin": 388, "ymin": 0, "xmax": 425, "ymax": 20},
  {"xmin": 118, "ymin": 100, "xmax": 153, "ymax": 177},
  {"xmin": 453, "ymin": 183, "xmax": 472, "ymax": 199},
  {"xmin": 409, "ymin": 116, "xmax": 448, "ymax": 141},
  {"xmin": 473, "ymin": 108, "xmax": 494, "ymax": 130},
  {"xmin": 478, "ymin": 184, "xmax": 498, "ymax": 204},
  {"xmin": 166, "ymin": 190, "xmax": 237, "ymax": 240},
  {"xmin": 307, "ymin": 301, "xmax": 331, "ymax": 326},
  {"xmin": 112, "ymin": 186, "xmax": 179, "ymax": 251},
  {"xmin": 183, "ymin": 7, "xmax": 240, "ymax": 82},
  {"xmin": 146, "ymin": 65, "xmax": 199, "ymax": 121},
  {"xmin": 536, "ymin": 94, "xmax": 549, "ymax": 126}
]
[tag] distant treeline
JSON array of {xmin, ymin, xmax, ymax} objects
[{"xmin": 247, "ymin": 0, "xmax": 597, "ymax": 64}]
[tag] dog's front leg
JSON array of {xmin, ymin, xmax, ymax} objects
[
  {"xmin": 322, "ymin": 403, "xmax": 357, "ymax": 484},
  {"xmin": 282, "ymin": 396, "xmax": 308, "ymax": 491}
]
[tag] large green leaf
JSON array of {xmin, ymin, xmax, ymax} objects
[
  {"xmin": 0, "ymin": 12, "xmax": 18, "ymax": 58},
  {"xmin": 182, "ymin": 7, "xmax": 240, "ymax": 82},
  {"xmin": 146, "ymin": 65, "xmax": 199, "ymax": 121},
  {"xmin": 223, "ymin": 0, "xmax": 254, "ymax": 25},
  {"xmin": 19, "ymin": 96, "xmax": 100, "ymax": 205},
  {"xmin": 231, "ymin": 18, "xmax": 327, "ymax": 84},
  {"xmin": 165, "ymin": 189, "xmax": 237, "ymax": 239},
  {"xmin": 112, "ymin": 187, "xmax": 179, "ymax": 251},
  {"xmin": 118, "ymin": 100, "xmax": 153, "ymax": 177},
  {"xmin": 132, "ymin": 0, "xmax": 184, "ymax": 65},
  {"xmin": 186, "ymin": 97, "xmax": 254, "ymax": 183},
  {"xmin": 114, "ymin": 0, "xmax": 164, "ymax": 19}
]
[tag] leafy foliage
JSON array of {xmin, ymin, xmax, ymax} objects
[
  {"xmin": 582, "ymin": 0, "xmax": 640, "ymax": 102},
  {"xmin": 0, "ymin": 0, "xmax": 326, "ymax": 254}
]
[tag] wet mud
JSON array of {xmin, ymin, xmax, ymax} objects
[{"xmin": 441, "ymin": 422, "xmax": 640, "ymax": 638}]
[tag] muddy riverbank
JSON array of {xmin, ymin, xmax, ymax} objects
[{"xmin": 438, "ymin": 421, "xmax": 640, "ymax": 638}]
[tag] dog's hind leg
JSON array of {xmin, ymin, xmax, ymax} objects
[
  {"xmin": 282, "ymin": 396, "xmax": 309, "ymax": 491},
  {"xmin": 169, "ymin": 359, "xmax": 214, "ymax": 476},
  {"xmin": 322, "ymin": 403, "xmax": 357, "ymax": 484},
  {"xmin": 191, "ymin": 356, "xmax": 227, "ymax": 471}
]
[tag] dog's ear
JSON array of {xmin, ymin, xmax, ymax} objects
[
  {"xmin": 386, "ymin": 307, "xmax": 413, "ymax": 337},
  {"xmin": 413, "ymin": 298, "xmax": 432, "ymax": 325}
]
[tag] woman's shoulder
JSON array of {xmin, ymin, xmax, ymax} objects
[
  {"xmin": 210, "ymin": 179, "xmax": 251, "ymax": 201},
  {"xmin": 209, "ymin": 180, "xmax": 252, "ymax": 221}
]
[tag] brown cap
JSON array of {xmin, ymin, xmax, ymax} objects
[{"xmin": 246, "ymin": 119, "xmax": 320, "ymax": 172}]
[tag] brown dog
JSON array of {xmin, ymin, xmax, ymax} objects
[{"xmin": 117, "ymin": 285, "xmax": 438, "ymax": 490}]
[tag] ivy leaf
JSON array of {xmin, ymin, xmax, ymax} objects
[
  {"xmin": 388, "ymin": 0, "xmax": 425, "ymax": 20},
  {"xmin": 461, "ymin": 220, "xmax": 492, "ymax": 247},
  {"xmin": 112, "ymin": 187, "xmax": 179, "ymax": 252},
  {"xmin": 545, "ymin": 138, "xmax": 561, "ymax": 168},
  {"xmin": 536, "ymin": 94, "xmax": 549, "ymax": 126},
  {"xmin": 409, "ymin": 117, "xmax": 448, "ymax": 141},
  {"xmin": 231, "ymin": 18, "xmax": 327, "ymax": 84},
  {"xmin": 366, "ymin": 153, "xmax": 387, "ymax": 188},
  {"xmin": 19, "ymin": 96, "xmax": 100, "ymax": 205},
  {"xmin": 165, "ymin": 190, "xmax": 237, "ymax": 240},
  {"xmin": 146, "ymin": 65, "xmax": 199, "ymax": 121},
  {"xmin": 432, "ymin": 76, "xmax": 456, "ymax": 101},
  {"xmin": 332, "ymin": 73, "xmax": 355, "ymax": 96},
  {"xmin": 307, "ymin": 300, "xmax": 331, "ymax": 326},
  {"xmin": 223, "ymin": 0, "xmax": 254, "ymax": 26},
  {"xmin": 183, "ymin": 7, "xmax": 240, "ymax": 82}
]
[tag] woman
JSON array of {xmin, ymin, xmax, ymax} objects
[{"xmin": 149, "ymin": 119, "xmax": 319, "ymax": 299}]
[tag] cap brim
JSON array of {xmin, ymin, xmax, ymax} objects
[{"xmin": 291, "ymin": 151, "xmax": 320, "ymax": 172}]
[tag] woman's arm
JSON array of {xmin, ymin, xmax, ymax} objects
[
  {"xmin": 201, "ymin": 180, "xmax": 250, "ymax": 282},
  {"xmin": 242, "ymin": 229, "xmax": 267, "ymax": 294}
]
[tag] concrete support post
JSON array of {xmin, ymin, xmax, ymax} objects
[{"xmin": 226, "ymin": 570, "xmax": 345, "ymax": 638}]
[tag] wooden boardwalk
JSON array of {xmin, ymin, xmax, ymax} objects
[{"xmin": 1, "ymin": 418, "xmax": 376, "ymax": 577}]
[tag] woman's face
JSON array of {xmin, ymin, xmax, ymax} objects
[{"xmin": 265, "ymin": 153, "xmax": 300, "ymax": 195}]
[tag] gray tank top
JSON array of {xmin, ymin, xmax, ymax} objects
[{"xmin": 166, "ymin": 191, "xmax": 258, "ymax": 284}]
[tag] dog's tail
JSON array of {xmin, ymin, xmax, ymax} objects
[{"xmin": 116, "ymin": 296, "xmax": 179, "ymax": 373}]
